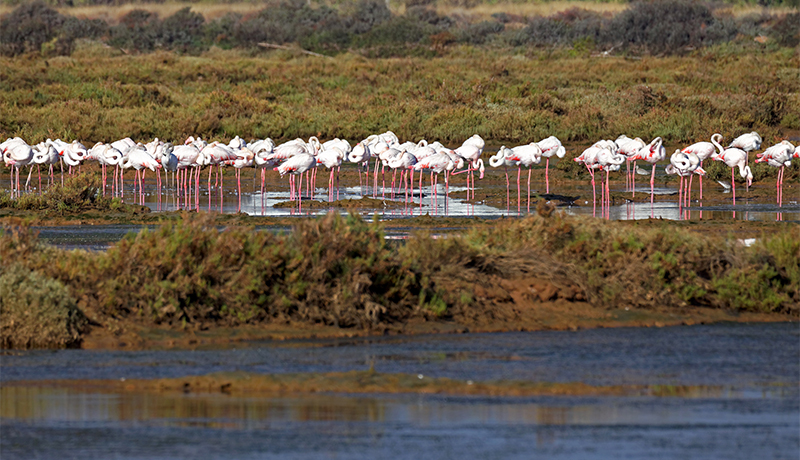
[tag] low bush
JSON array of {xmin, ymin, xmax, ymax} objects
[{"xmin": 0, "ymin": 263, "xmax": 87, "ymax": 349}]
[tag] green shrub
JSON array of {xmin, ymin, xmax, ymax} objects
[{"xmin": 0, "ymin": 264, "xmax": 86, "ymax": 349}]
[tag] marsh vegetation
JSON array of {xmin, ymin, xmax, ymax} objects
[{"xmin": 1, "ymin": 211, "xmax": 797, "ymax": 348}]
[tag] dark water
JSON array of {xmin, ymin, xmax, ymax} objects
[{"xmin": 1, "ymin": 323, "xmax": 798, "ymax": 459}]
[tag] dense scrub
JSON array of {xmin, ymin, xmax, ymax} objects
[
  {"xmin": 1, "ymin": 46, "xmax": 797, "ymax": 147},
  {"xmin": 1, "ymin": 0, "xmax": 798, "ymax": 58},
  {"xmin": 0, "ymin": 263, "xmax": 87, "ymax": 348},
  {"xmin": 0, "ymin": 212, "xmax": 797, "ymax": 348},
  {"xmin": 0, "ymin": 172, "xmax": 143, "ymax": 215}
]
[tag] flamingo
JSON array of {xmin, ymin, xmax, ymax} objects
[
  {"xmin": 275, "ymin": 153, "xmax": 316, "ymax": 210},
  {"xmin": 681, "ymin": 133, "xmax": 723, "ymax": 200},
  {"xmin": 199, "ymin": 142, "xmax": 237, "ymax": 210},
  {"xmin": 454, "ymin": 134, "xmax": 485, "ymax": 200},
  {"xmin": 574, "ymin": 144, "xmax": 604, "ymax": 216},
  {"xmin": 666, "ymin": 150, "xmax": 705, "ymax": 210},
  {"xmin": 413, "ymin": 152, "xmax": 456, "ymax": 212},
  {"xmin": 489, "ymin": 147, "xmax": 519, "ymax": 211},
  {"xmin": 728, "ymin": 132, "xmax": 762, "ymax": 152},
  {"xmin": 2, "ymin": 138, "xmax": 34, "ymax": 195},
  {"xmin": 756, "ymin": 140, "xmax": 795, "ymax": 207},
  {"xmin": 387, "ymin": 150, "xmax": 418, "ymax": 206},
  {"xmin": 348, "ymin": 140, "xmax": 374, "ymax": 195},
  {"xmin": 630, "ymin": 137, "xmax": 666, "ymax": 213},
  {"xmin": 316, "ymin": 143, "xmax": 346, "ymax": 202},
  {"xmin": 597, "ymin": 146, "xmax": 625, "ymax": 216},
  {"xmin": 616, "ymin": 135, "xmax": 645, "ymax": 195},
  {"xmin": 124, "ymin": 144, "xmax": 161, "ymax": 205},
  {"xmin": 536, "ymin": 136, "xmax": 566, "ymax": 194},
  {"xmin": 32, "ymin": 142, "xmax": 60, "ymax": 191},
  {"xmin": 714, "ymin": 147, "xmax": 753, "ymax": 207},
  {"xmin": 252, "ymin": 138, "xmax": 276, "ymax": 210},
  {"xmin": 502, "ymin": 143, "xmax": 542, "ymax": 213}
]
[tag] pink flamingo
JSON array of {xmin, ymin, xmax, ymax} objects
[
  {"xmin": 666, "ymin": 150, "xmax": 705, "ymax": 210},
  {"xmin": 536, "ymin": 136, "xmax": 566, "ymax": 194},
  {"xmin": 630, "ymin": 137, "xmax": 666, "ymax": 214},
  {"xmin": 501, "ymin": 143, "xmax": 542, "ymax": 213},
  {"xmin": 275, "ymin": 153, "xmax": 316, "ymax": 210},
  {"xmin": 756, "ymin": 140, "xmax": 795, "ymax": 207},
  {"xmin": 681, "ymin": 133, "xmax": 723, "ymax": 200},
  {"xmin": 413, "ymin": 152, "xmax": 457, "ymax": 213},
  {"xmin": 454, "ymin": 134, "xmax": 485, "ymax": 200},
  {"xmin": 616, "ymin": 135, "xmax": 645, "ymax": 195},
  {"xmin": 714, "ymin": 147, "xmax": 753, "ymax": 207}
]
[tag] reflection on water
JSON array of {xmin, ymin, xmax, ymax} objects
[
  {"xmin": 3, "ymin": 167, "xmax": 797, "ymax": 222},
  {"xmin": 1, "ymin": 324, "xmax": 798, "ymax": 460},
  {"xmin": 1, "ymin": 384, "xmax": 798, "ymax": 460},
  {"xmin": 1, "ymin": 384, "xmax": 760, "ymax": 426}
]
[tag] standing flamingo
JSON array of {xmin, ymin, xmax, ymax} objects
[
  {"xmin": 502, "ymin": 143, "xmax": 542, "ymax": 213},
  {"xmin": 714, "ymin": 147, "xmax": 753, "ymax": 207},
  {"xmin": 536, "ymin": 136, "xmax": 566, "ymax": 194},
  {"xmin": 630, "ymin": 137, "xmax": 666, "ymax": 214},
  {"xmin": 666, "ymin": 150, "xmax": 705, "ymax": 210},
  {"xmin": 489, "ymin": 147, "xmax": 519, "ymax": 211},
  {"xmin": 454, "ymin": 134, "xmax": 485, "ymax": 200},
  {"xmin": 2, "ymin": 139, "xmax": 33, "ymax": 195},
  {"xmin": 756, "ymin": 140, "xmax": 795, "ymax": 207},
  {"xmin": 681, "ymin": 133, "xmax": 723, "ymax": 200},
  {"xmin": 388, "ymin": 150, "xmax": 418, "ymax": 207},
  {"xmin": 32, "ymin": 142, "xmax": 60, "ymax": 191},
  {"xmin": 616, "ymin": 135, "xmax": 645, "ymax": 195},
  {"xmin": 413, "ymin": 152, "xmax": 456, "ymax": 213},
  {"xmin": 275, "ymin": 153, "xmax": 317, "ymax": 210},
  {"xmin": 574, "ymin": 143, "xmax": 606, "ymax": 217},
  {"xmin": 124, "ymin": 144, "xmax": 161, "ymax": 205}
]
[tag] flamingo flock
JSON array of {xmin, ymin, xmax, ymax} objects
[{"xmin": 2, "ymin": 131, "xmax": 798, "ymax": 218}]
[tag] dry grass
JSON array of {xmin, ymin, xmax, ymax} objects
[
  {"xmin": 435, "ymin": 1, "xmax": 627, "ymax": 22},
  {"xmin": 0, "ymin": 2, "xmax": 268, "ymax": 22}
]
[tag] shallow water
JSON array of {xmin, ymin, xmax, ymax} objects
[
  {"xmin": 4, "ymin": 165, "xmax": 799, "ymax": 222},
  {"xmin": 1, "ymin": 323, "xmax": 798, "ymax": 459}
]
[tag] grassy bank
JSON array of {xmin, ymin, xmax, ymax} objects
[
  {"xmin": 1, "ymin": 46, "xmax": 798, "ymax": 147},
  {"xmin": 1, "ymin": 211, "xmax": 797, "ymax": 349}
]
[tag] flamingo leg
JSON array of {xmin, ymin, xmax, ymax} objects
[
  {"xmin": 527, "ymin": 168, "xmax": 531, "ymax": 213},
  {"xmin": 237, "ymin": 169, "xmax": 242, "ymax": 213},
  {"xmin": 517, "ymin": 167, "xmax": 521, "ymax": 215},
  {"xmin": 504, "ymin": 166, "xmax": 510, "ymax": 212},
  {"xmin": 588, "ymin": 166, "xmax": 596, "ymax": 218},
  {"xmin": 650, "ymin": 164, "xmax": 655, "ymax": 218},
  {"xmin": 545, "ymin": 158, "xmax": 550, "ymax": 194}
]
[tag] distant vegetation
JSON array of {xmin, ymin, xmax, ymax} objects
[
  {"xmin": 1, "ymin": 44, "xmax": 797, "ymax": 147},
  {"xmin": 1, "ymin": 0, "xmax": 798, "ymax": 57}
]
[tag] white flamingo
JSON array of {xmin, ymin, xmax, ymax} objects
[
  {"xmin": 681, "ymin": 133, "xmax": 723, "ymax": 200},
  {"xmin": 275, "ymin": 153, "xmax": 317, "ymax": 210},
  {"xmin": 666, "ymin": 150, "xmax": 705, "ymax": 209},
  {"xmin": 756, "ymin": 140, "xmax": 795, "ymax": 206},
  {"xmin": 536, "ymin": 136, "xmax": 566, "ymax": 194},
  {"xmin": 616, "ymin": 135, "xmax": 645, "ymax": 195},
  {"xmin": 714, "ymin": 147, "xmax": 753, "ymax": 207},
  {"xmin": 630, "ymin": 137, "xmax": 666, "ymax": 213}
]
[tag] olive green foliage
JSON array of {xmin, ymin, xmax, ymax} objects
[
  {"xmin": 0, "ymin": 172, "xmax": 137, "ymax": 215},
  {"xmin": 1, "ymin": 47, "xmax": 797, "ymax": 147},
  {"xmin": 1, "ymin": 0, "xmax": 798, "ymax": 57},
  {"xmin": 463, "ymin": 213, "xmax": 799, "ymax": 313},
  {"xmin": 1, "ymin": 213, "xmax": 441, "ymax": 329},
  {"xmin": 0, "ymin": 262, "xmax": 87, "ymax": 349},
  {"xmin": 1, "ymin": 212, "xmax": 796, "ymax": 350}
]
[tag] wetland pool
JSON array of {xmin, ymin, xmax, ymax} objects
[{"xmin": 1, "ymin": 323, "xmax": 798, "ymax": 459}]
